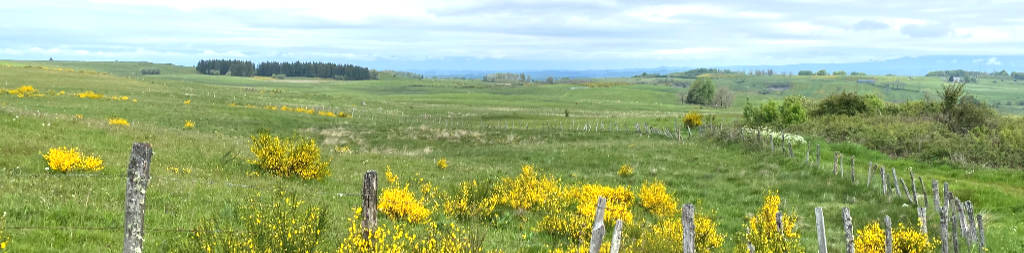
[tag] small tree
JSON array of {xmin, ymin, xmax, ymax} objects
[
  {"xmin": 833, "ymin": 70, "xmax": 847, "ymax": 76},
  {"xmin": 685, "ymin": 77, "xmax": 716, "ymax": 105},
  {"xmin": 797, "ymin": 70, "xmax": 814, "ymax": 76},
  {"xmin": 816, "ymin": 70, "xmax": 828, "ymax": 76}
]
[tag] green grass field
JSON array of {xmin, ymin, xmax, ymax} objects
[{"xmin": 0, "ymin": 61, "xmax": 1021, "ymax": 252}]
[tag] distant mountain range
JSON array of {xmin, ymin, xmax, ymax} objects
[{"xmin": 412, "ymin": 55, "xmax": 1024, "ymax": 79}]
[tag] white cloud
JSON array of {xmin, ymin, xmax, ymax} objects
[{"xmin": 987, "ymin": 57, "xmax": 1002, "ymax": 65}]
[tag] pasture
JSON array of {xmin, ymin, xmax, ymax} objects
[{"xmin": 0, "ymin": 61, "xmax": 1021, "ymax": 252}]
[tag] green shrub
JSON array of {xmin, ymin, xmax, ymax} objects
[
  {"xmin": 812, "ymin": 91, "xmax": 883, "ymax": 116},
  {"xmin": 685, "ymin": 77, "xmax": 715, "ymax": 106},
  {"xmin": 743, "ymin": 96, "xmax": 807, "ymax": 128}
]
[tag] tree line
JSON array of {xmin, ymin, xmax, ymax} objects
[{"xmin": 195, "ymin": 60, "xmax": 375, "ymax": 80}]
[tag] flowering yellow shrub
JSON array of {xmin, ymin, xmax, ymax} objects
[
  {"xmin": 441, "ymin": 180, "xmax": 497, "ymax": 220},
  {"xmin": 618, "ymin": 164, "xmax": 634, "ymax": 177},
  {"xmin": 77, "ymin": 91, "xmax": 102, "ymax": 99},
  {"xmin": 42, "ymin": 147, "xmax": 104, "ymax": 173},
  {"xmin": 183, "ymin": 120, "xmax": 196, "ymax": 129},
  {"xmin": 684, "ymin": 112, "xmax": 703, "ymax": 128},
  {"xmin": 741, "ymin": 194, "xmax": 804, "ymax": 253},
  {"xmin": 385, "ymin": 165, "xmax": 398, "ymax": 184},
  {"xmin": 6, "ymin": 85, "xmax": 36, "ymax": 97},
  {"xmin": 630, "ymin": 212, "xmax": 725, "ymax": 253},
  {"xmin": 181, "ymin": 190, "xmax": 326, "ymax": 252},
  {"xmin": 338, "ymin": 208, "xmax": 475, "ymax": 252},
  {"xmin": 183, "ymin": 99, "xmax": 191, "ymax": 105},
  {"xmin": 639, "ymin": 181, "xmax": 678, "ymax": 217},
  {"xmin": 108, "ymin": 117, "xmax": 130, "ymax": 127},
  {"xmin": 378, "ymin": 185, "xmax": 432, "ymax": 224},
  {"xmin": 248, "ymin": 133, "xmax": 330, "ymax": 180},
  {"xmin": 854, "ymin": 221, "xmax": 936, "ymax": 253},
  {"xmin": 538, "ymin": 184, "xmax": 634, "ymax": 240},
  {"xmin": 488, "ymin": 165, "xmax": 560, "ymax": 211},
  {"xmin": 436, "ymin": 158, "xmax": 448, "ymax": 169}
]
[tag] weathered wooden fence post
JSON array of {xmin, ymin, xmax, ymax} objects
[
  {"xmin": 362, "ymin": 170, "xmax": 379, "ymax": 238},
  {"xmin": 966, "ymin": 201, "xmax": 976, "ymax": 245},
  {"xmin": 610, "ymin": 219, "xmax": 624, "ymax": 253},
  {"xmin": 884, "ymin": 215, "xmax": 893, "ymax": 253},
  {"xmin": 682, "ymin": 204, "xmax": 696, "ymax": 253},
  {"xmin": 815, "ymin": 207, "xmax": 827, "ymax": 253},
  {"xmin": 918, "ymin": 207, "xmax": 928, "ymax": 235},
  {"xmin": 839, "ymin": 153, "xmax": 845, "ymax": 177},
  {"xmin": 123, "ymin": 143, "xmax": 153, "ymax": 253},
  {"xmin": 816, "ymin": 144, "xmax": 821, "ymax": 169},
  {"xmin": 850, "ymin": 156, "xmax": 855, "ymax": 184},
  {"xmin": 590, "ymin": 197, "xmax": 607, "ymax": 253},
  {"xmin": 881, "ymin": 166, "xmax": 889, "ymax": 196},
  {"xmin": 933, "ymin": 180, "xmax": 940, "ymax": 212},
  {"xmin": 867, "ymin": 162, "xmax": 873, "ymax": 187},
  {"xmin": 833, "ymin": 153, "xmax": 838, "ymax": 175},
  {"xmin": 892, "ymin": 169, "xmax": 902, "ymax": 198},
  {"xmin": 977, "ymin": 214, "xmax": 985, "ymax": 252},
  {"xmin": 921, "ymin": 177, "xmax": 929, "ymax": 210},
  {"xmin": 940, "ymin": 207, "xmax": 949, "ymax": 253},
  {"xmin": 910, "ymin": 169, "xmax": 918, "ymax": 205},
  {"xmin": 843, "ymin": 207, "xmax": 854, "ymax": 253},
  {"xmin": 901, "ymin": 178, "xmax": 912, "ymax": 201}
]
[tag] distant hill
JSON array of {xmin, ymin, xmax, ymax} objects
[{"xmin": 410, "ymin": 55, "xmax": 1024, "ymax": 79}]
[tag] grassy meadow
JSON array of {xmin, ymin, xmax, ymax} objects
[{"xmin": 0, "ymin": 61, "xmax": 1022, "ymax": 252}]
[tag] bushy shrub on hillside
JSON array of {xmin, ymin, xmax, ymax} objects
[
  {"xmin": 742, "ymin": 96, "xmax": 807, "ymax": 128},
  {"xmin": 811, "ymin": 91, "xmax": 884, "ymax": 116},
  {"xmin": 938, "ymin": 83, "xmax": 995, "ymax": 133},
  {"xmin": 739, "ymin": 194, "xmax": 804, "ymax": 253},
  {"xmin": 248, "ymin": 133, "xmax": 330, "ymax": 180},
  {"xmin": 685, "ymin": 78, "xmax": 715, "ymax": 106}
]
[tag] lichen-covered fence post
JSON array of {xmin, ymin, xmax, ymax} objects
[
  {"xmin": 884, "ymin": 215, "xmax": 893, "ymax": 253},
  {"xmin": 362, "ymin": 170, "xmax": 379, "ymax": 239},
  {"xmin": 910, "ymin": 169, "xmax": 918, "ymax": 205},
  {"xmin": 610, "ymin": 219, "xmax": 624, "ymax": 253},
  {"xmin": 933, "ymin": 180, "xmax": 940, "ymax": 212},
  {"xmin": 589, "ymin": 197, "xmax": 607, "ymax": 253},
  {"xmin": 881, "ymin": 166, "xmax": 889, "ymax": 197},
  {"xmin": 940, "ymin": 207, "xmax": 949, "ymax": 253},
  {"xmin": 815, "ymin": 207, "xmax": 827, "ymax": 253},
  {"xmin": 843, "ymin": 207, "xmax": 854, "ymax": 253},
  {"xmin": 976, "ymin": 214, "xmax": 986, "ymax": 252},
  {"xmin": 681, "ymin": 204, "xmax": 695, "ymax": 253},
  {"xmin": 918, "ymin": 207, "xmax": 928, "ymax": 235},
  {"xmin": 123, "ymin": 143, "xmax": 153, "ymax": 253}
]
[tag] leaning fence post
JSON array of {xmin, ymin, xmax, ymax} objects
[
  {"xmin": 921, "ymin": 177, "xmax": 929, "ymax": 210},
  {"xmin": 361, "ymin": 170, "xmax": 379, "ymax": 238},
  {"xmin": 884, "ymin": 215, "xmax": 893, "ymax": 253},
  {"xmin": 610, "ymin": 219, "xmax": 624, "ymax": 253},
  {"xmin": 815, "ymin": 207, "xmax": 827, "ymax": 253},
  {"xmin": 977, "ymin": 214, "xmax": 986, "ymax": 252},
  {"xmin": 910, "ymin": 168, "xmax": 918, "ymax": 205},
  {"xmin": 682, "ymin": 204, "xmax": 696, "ymax": 253},
  {"xmin": 123, "ymin": 143, "xmax": 153, "ymax": 253},
  {"xmin": 918, "ymin": 207, "xmax": 928, "ymax": 235},
  {"xmin": 590, "ymin": 197, "xmax": 607, "ymax": 253},
  {"xmin": 933, "ymin": 180, "xmax": 940, "ymax": 212}
]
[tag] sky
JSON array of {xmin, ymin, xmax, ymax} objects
[{"xmin": 2, "ymin": 0, "xmax": 1023, "ymax": 71}]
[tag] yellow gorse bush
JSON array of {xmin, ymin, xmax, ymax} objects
[
  {"xmin": 488, "ymin": 164, "xmax": 560, "ymax": 211},
  {"xmin": 6, "ymin": 85, "xmax": 36, "ymax": 97},
  {"xmin": 337, "ymin": 208, "xmax": 475, "ymax": 253},
  {"xmin": 108, "ymin": 117, "xmax": 130, "ymax": 127},
  {"xmin": 181, "ymin": 190, "xmax": 326, "ymax": 252},
  {"xmin": 184, "ymin": 120, "xmax": 196, "ymax": 129},
  {"xmin": 77, "ymin": 91, "xmax": 103, "ymax": 99},
  {"xmin": 248, "ymin": 133, "xmax": 330, "ymax": 180},
  {"xmin": 630, "ymin": 212, "xmax": 725, "ymax": 253},
  {"xmin": 618, "ymin": 164, "xmax": 634, "ymax": 177},
  {"xmin": 441, "ymin": 180, "xmax": 497, "ymax": 221},
  {"xmin": 378, "ymin": 185, "xmax": 432, "ymax": 224},
  {"xmin": 741, "ymin": 193, "xmax": 804, "ymax": 253},
  {"xmin": 684, "ymin": 112, "xmax": 703, "ymax": 128},
  {"xmin": 639, "ymin": 181, "xmax": 678, "ymax": 218},
  {"xmin": 42, "ymin": 147, "xmax": 104, "ymax": 173},
  {"xmin": 436, "ymin": 157, "xmax": 448, "ymax": 170},
  {"xmin": 854, "ymin": 221, "xmax": 937, "ymax": 253},
  {"xmin": 538, "ymin": 184, "xmax": 634, "ymax": 240},
  {"xmin": 184, "ymin": 99, "xmax": 191, "ymax": 105}
]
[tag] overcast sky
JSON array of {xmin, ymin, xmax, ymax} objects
[{"xmin": 2, "ymin": 0, "xmax": 1023, "ymax": 70}]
